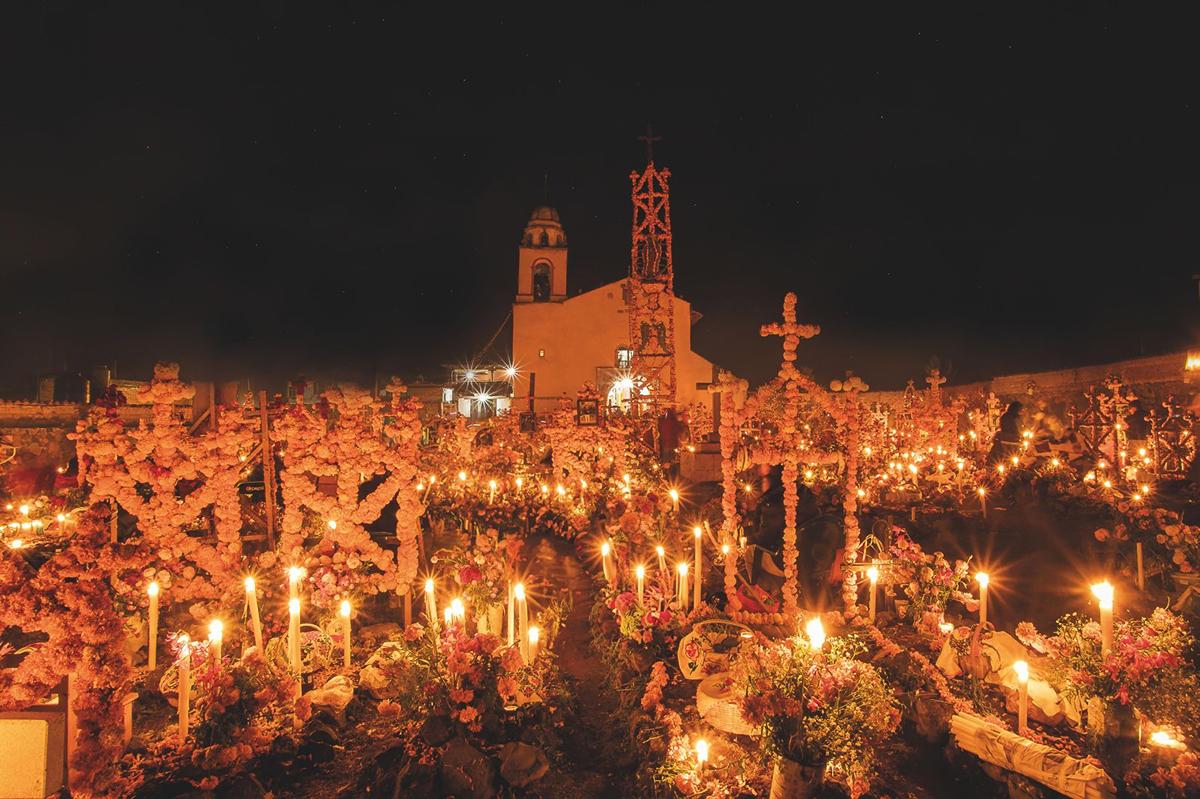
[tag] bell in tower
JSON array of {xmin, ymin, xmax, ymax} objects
[{"xmin": 515, "ymin": 206, "xmax": 568, "ymax": 303}]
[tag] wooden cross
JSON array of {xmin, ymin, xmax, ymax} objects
[{"xmin": 637, "ymin": 123, "xmax": 662, "ymax": 163}]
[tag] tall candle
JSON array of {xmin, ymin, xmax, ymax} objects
[
  {"xmin": 805, "ymin": 617, "xmax": 826, "ymax": 653},
  {"xmin": 288, "ymin": 597, "xmax": 302, "ymax": 675},
  {"xmin": 177, "ymin": 636, "xmax": 190, "ymax": 742},
  {"xmin": 693, "ymin": 527, "xmax": 703, "ymax": 609},
  {"xmin": 635, "ymin": 564, "xmax": 645, "ymax": 606},
  {"xmin": 975, "ymin": 572, "xmax": 989, "ymax": 627},
  {"xmin": 669, "ymin": 488, "xmax": 680, "ymax": 513},
  {"xmin": 245, "ymin": 577, "xmax": 263, "ymax": 652},
  {"xmin": 1014, "ymin": 660, "xmax": 1029, "ymax": 733},
  {"xmin": 866, "ymin": 565, "xmax": 879, "ymax": 623},
  {"xmin": 340, "ymin": 600, "xmax": 352, "ymax": 668},
  {"xmin": 600, "ymin": 541, "xmax": 613, "ymax": 585},
  {"xmin": 656, "ymin": 545, "xmax": 666, "ymax": 574},
  {"xmin": 208, "ymin": 619, "xmax": 223, "ymax": 669},
  {"xmin": 507, "ymin": 581, "xmax": 515, "ymax": 646},
  {"xmin": 676, "ymin": 563, "xmax": 689, "ymax": 611},
  {"xmin": 147, "ymin": 582, "xmax": 160, "ymax": 670},
  {"xmin": 450, "ymin": 597, "xmax": 465, "ymax": 628},
  {"xmin": 425, "ymin": 578, "xmax": 439, "ymax": 633},
  {"xmin": 1136, "ymin": 542, "xmax": 1145, "ymax": 591},
  {"xmin": 695, "ymin": 739, "xmax": 709, "ymax": 777},
  {"xmin": 1092, "ymin": 581, "xmax": 1114, "ymax": 656},
  {"xmin": 977, "ymin": 487, "xmax": 987, "ymax": 519},
  {"xmin": 488, "ymin": 479, "xmax": 497, "ymax": 504},
  {"xmin": 515, "ymin": 583, "xmax": 529, "ymax": 661},
  {"xmin": 528, "ymin": 625, "xmax": 540, "ymax": 663}
]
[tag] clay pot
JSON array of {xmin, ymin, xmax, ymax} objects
[{"xmin": 769, "ymin": 757, "xmax": 826, "ymax": 799}]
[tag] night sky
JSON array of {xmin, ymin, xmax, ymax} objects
[{"xmin": 2, "ymin": 5, "xmax": 1197, "ymax": 396}]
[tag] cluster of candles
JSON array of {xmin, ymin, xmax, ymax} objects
[
  {"xmin": 147, "ymin": 565, "xmax": 360, "ymax": 741},
  {"xmin": 423, "ymin": 576, "xmax": 542, "ymax": 663},
  {"xmin": 599, "ymin": 525, "xmax": 708, "ymax": 612},
  {"xmin": 419, "ymin": 467, "xmax": 637, "ymax": 507}
]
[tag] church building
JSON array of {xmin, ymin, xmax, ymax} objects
[{"xmin": 511, "ymin": 158, "xmax": 716, "ymax": 413}]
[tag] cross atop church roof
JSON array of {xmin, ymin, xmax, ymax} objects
[{"xmin": 637, "ymin": 123, "xmax": 662, "ymax": 164}]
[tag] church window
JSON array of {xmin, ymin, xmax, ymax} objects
[
  {"xmin": 532, "ymin": 263, "xmax": 551, "ymax": 301},
  {"xmin": 538, "ymin": 230, "xmax": 549, "ymax": 246},
  {"xmin": 616, "ymin": 347, "xmax": 633, "ymax": 369}
]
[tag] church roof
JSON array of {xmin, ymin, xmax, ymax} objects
[{"xmin": 528, "ymin": 205, "xmax": 560, "ymax": 223}]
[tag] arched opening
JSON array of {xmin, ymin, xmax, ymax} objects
[{"xmin": 532, "ymin": 263, "xmax": 552, "ymax": 302}]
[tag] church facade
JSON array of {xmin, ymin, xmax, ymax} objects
[{"xmin": 511, "ymin": 204, "xmax": 715, "ymax": 411}]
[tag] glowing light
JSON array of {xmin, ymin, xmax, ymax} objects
[
  {"xmin": 977, "ymin": 487, "xmax": 986, "ymax": 497},
  {"xmin": 866, "ymin": 565, "xmax": 879, "ymax": 583},
  {"xmin": 693, "ymin": 526, "xmax": 702, "ymax": 539},
  {"xmin": 601, "ymin": 541, "xmax": 611, "ymax": 557},
  {"xmin": 56, "ymin": 513, "xmax": 66, "ymax": 523},
  {"xmin": 656, "ymin": 545, "xmax": 665, "ymax": 558},
  {"xmin": 327, "ymin": 519, "xmax": 337, "ymax": 530},
  {"xmin": 515, "ymin": 477, "xmax": 524, "ymax": 489},
  {"xmin": 425, "ymin": 578, "xmax": 435, "ymax": 594},
  {"xmin": 8, "ymin": 539, "xmax": 23, "ymax": 549},
  {"xmin": 504, "ymin": 366, "xmax": 517, "ymax": 380},
  {"xmin": 805, "ymin": 617, "xmax": 826, "ymax": 652},
  {"xmin": 488, "ymin": 479, "xmax": 497, "ymax": 491},
  {"xmin": 1013, "ymin": 660, "xmax": 1028, "ymax": 684},
  {"xmin": 1150, "ymin": 730, "xmax": 1186, "ymax": 750},
  {"xmin": 340, "ymin": 599, "xmax": 351, "ymax": 618},
  {"xmin": 208, "ymin": 619, "xmax": 224, "ymax": 643},
  {"xmin": 514, "ymin": 583, "xmax": 526, "ymax": 601},
  {"xmin": 635, "ymin": 564, "xmax": 645, "ymax": 579},
  {"xmin": 721, "ymin": 543, "xmax": 730, "ymax": 555},
  {"xmin": 147, "ymin": 581, "xmax": 160, "ymax": 597},
  {"xmin": 18, "ymin": 505, "xmax": 28, "ymax": 516},
  {"xmin": 669, "ymin": 488, "xmax": 680, "ymax": 503},
  {"xmin": 528, "ymin": 625, "xmax": 540, "ymax": 645},
  {"xmin": 677, "ymin": 562, "xmax": 689, "ymax": 577},
  {"xmin": 1091, "ymin": 581, "xmax": 1114, "ymax": 609},
  {"xmin": 428, "ymin": 475, "xmax": 437, "ymax": 484},
  {"xmin": 289, "ymin": 597, "xmax": 300, "ymax": 615},
  {"xmin": 288, "ymin": 565, "xmax": 304, "ymax": 582},
  {"xmin": 458, "ymin": 470, "xmax": 468, "ymax": 482},
  {"xmin": 555, "ymin": 483, "xmax": 566, "ymax": 497},
  {"xmin": 975, "ymin": 572, "xmax": 989, "ymax": 589},
  {"xmin": 695, "ymin": 738, "xmax": 709, "ymax": 766},
  {"xmin": 244, "ymin": 576, "xmax": 256, "ymax": 592}
]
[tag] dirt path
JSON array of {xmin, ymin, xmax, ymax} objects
[{"xmin": 525, "ymin": 534, "xmax": 636, "ymax": 798}]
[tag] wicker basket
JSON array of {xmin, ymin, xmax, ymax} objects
[{"xmin": 695, "ymin": 672, "xmax": 756, "ymax": 736}]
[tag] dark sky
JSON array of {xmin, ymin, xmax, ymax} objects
[{"xmin": 2, "ymin": 4, "xmax": 1197, "ymax": 395}]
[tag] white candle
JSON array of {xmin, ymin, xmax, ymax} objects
[
  {"xmin": 977, "ymin": 487, "xmax": 987, "ymax": 519},
  {"xmin": 208, "ymin": 619, "xmax": 223, "ymax": 669},
  {"xmin": 656, "ymin": 545, "xmax": 666, "ymax": 575},
  {"xmin": 695, "ymin": 738, "xmax": 709, "ymax": 777},
  {"xmin": 507, "ymin": 581, "xmax": 515, "ymax": 647},
  {"xmin": 867, "ymin": 565, "xmax": 879, "ymax": 624},
  {"xmin": 340, "ymin": 600, "xmax": 352, "ymax": 668},
  {"xmin": 600, "ymin": 541, "xmax": 613, "ymax": 585},
  {"xmin": 425, "ymin": 577, "xmax": 439, "ymax": 634},
  {"xmin": 450, "ymin": 597, "xmax": 465, "ymax": 628},
  {"xmin": 1137, "ymin": 542, "xmax": 1145, "ymax": 591},
  {"xmin": 515, "ymin": 583, "xmax": 529, "ymax": 661},
  {"xmin": 528, "ymin": 625, "xmax": 540, "ymax": 663},
  {"xmin": 288, "ymin": 597, "xmax": 302, "ymax": 675},
  {"xmin": 245, "ymin": 577, "xmax": 263, "ymax": 652},
  {"xmin": 635, "ymin": 564, "xmax": 645, "ymax": 606},
  {"xmin": 676, "ymin": 563, "xmax": 689, "ymax": 611},
  {"xmin": 488, "ymin": 479, "xmax": 497, "ymax": 504},
  {"xmin": 177, "ymin": 636, "xmax": 190, "ymax": 742},
  {"xmin": 147, "ymin": 582, "xmax": 159, "ymax": 671},
  {"xmin": 1092, "ymin": 581, "xmax": 1114, "ymax": 656},
  {"xmin": 1014, "ymin": 660, "xmax": 1029, "ymax": 733},
  {"xmin": 976, "ymin": 572, "xmax": 989, "ymax": 627},
  {"xmin": 669, "ymin": 488, "xmax": 680, "ymax": 513},
  {"xmin": 693, "ymin": 527, "xmax": 703, "ymax": 609}
]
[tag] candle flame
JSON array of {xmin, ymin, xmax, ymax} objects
[
  {"xmin": 1013, "ymin": 660, "xmax": 1028, "ymax": 683},
  {"xmin": 244, "ymin": 576, "xmax": 255, "ymax": 592},
  {"xmin": 425, "ymin": 577, "xmax": 435, "ymax": 594},
  {"xmin": 975, "ymin": 572, "xmax": 989, "ymax": 588},
  {"xmin": 208, "ymin": 619, "xmax": 223, "ymax": 643},
  {"xmin": 635, "ymin": 564, "xmax": 645, "ymax": 579},
  {"xmin": 601, "ymin": 541, "xmax": 610, "ymax": 557},
  {"xmin": 340, "ymin": 599, "xmax": 351, "ymax": 618},
  {"xmin": 805, "ymin": 617, "xmax": 826, "ymax": 652},
  {"xmin": 148, "ymin": 581, "xmax": 160, "ymax": 597},
  {"xmin": 528, "ymin": 625, "xmax": 540, "ymax": 645},
  {"xmin": 867, "ymin": 565, "xmax": 879, "ymax": 583},
  {"xmin": 514, "ymin": 583, "xmax": 526, "ymax": 601},
  {"xmin": 695, "ymin": 738, "xmax": 709, "ymax": 764},
  {"xmin": 1091, "ymin": 581, "xmax": 1114, "ymax": 609},
  {"xmin": 693, "ymin": 526, "xmax": 702, "ymax": 539}
]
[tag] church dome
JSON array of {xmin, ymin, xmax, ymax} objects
[{"xmin": 522, "ymin": 205, "xmax": 567, "ymax": 247}]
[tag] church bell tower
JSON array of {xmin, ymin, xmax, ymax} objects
[{"xmin": 516, "ymin": 206, "xmax": 568, "ymax": 303}]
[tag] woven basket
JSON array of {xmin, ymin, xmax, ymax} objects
[{"xmin": 696, "ymin": 672, "xmax": 756, "ymax": 736}]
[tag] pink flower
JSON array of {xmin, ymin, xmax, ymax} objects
[
  {"xmin": 457, "ymin": 706, "xmax": 478, "ymax": 724},
  {"xmin": 403, "ymin": 623, "xmax": 425, "ymax": 641},
  {"xmin": 1094, "ymin": 527, "xmax": 1110, "ymax": 542},
  {"xmin": 458, "ymin": 566, "xmax": 482, "ymax": 584}
]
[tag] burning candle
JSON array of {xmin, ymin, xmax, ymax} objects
[
  {"xmin": 340, "ymin": 600, "xmax": 352, "ymax": 668},
  {"xmin": 805, "ymin": 617, "xmax": 826, "ymax": 653},
  {"xmin": 488, "ymin": 479, "xmax": 497, "ymax": 504},
  {"xmin": 693, "ymin": 527, "xmax": 703, "ymax": 609},
  {"xmin": 600, "ymin": 541, "xmax": 613, "ymax": 585},
  {"xmin": 177, "ymin": 635, "xmax": 190, "ymax": 742},
  {"xmin": 695, "ymin": 738, "xmax": 709, "ymax": 776},
  {"xmin": 866, "ymin": 565, "xmax": 879, "ymax": 624},
  {"xmin": 656, "ymin": 545, "xmax": 666, "ymax": 574},
  {"xmin": 450, "ymin": 597, "xmax": 465, "ymax": 627},
  {"xmin": 635, "ymin": 564, "xmax": 645, "ymax": 606},
  {"xmin": 528, "ymin": 625, "xmax": 540, "ymax": 663},
  {"xmin": 208, "ymin": 619, "xmax": 223, "ymax": 668},
  {"xmin": 288, "ymin": 597, "xmax": 302, "ymax": 675},
  {"xmin": 1092, "ymin": 581, "xmax": 1114, "ymax": 656},
  {"xmin": 147, "ymin": 581, "xmax": 160, "ymax": 670},
  {"xmin": 975, "ymin": 572, "xmax": 989, "ymax": 627},
  {"xmin": 515, "ymin": 583, "xmax": 529, "ymax": 660},
  {"xmin": 676, "ymin": 562, "xmax": 689, "ymax": 611},
  {"xmin": 425, "ymin": 577, "xmax": 439, "ymax": 633},
  {"xmin": 1137, "ymin": 542, "xmax": 1145, "ymax": 591},
  {"xmin": 1014, "ymin": 659, "xmax": 1029, "ymax": 733},
  {"xmin": 288, "ymin": 565, "xmax": 303, "ymax": 601},
  {"xmin": 977, "ymin": 487, "xmax": 987, "ymax": 518},
  {"xmin": 669, "ymin": 488, "xmax": 680, "ymax": 513},
  {"xmin": 245, "ymin": 577, "xmax": 263, "ymax": 652},
  {"xmin": 507, "ymin": 581, "xmax": 515, "ymax": 646}
]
